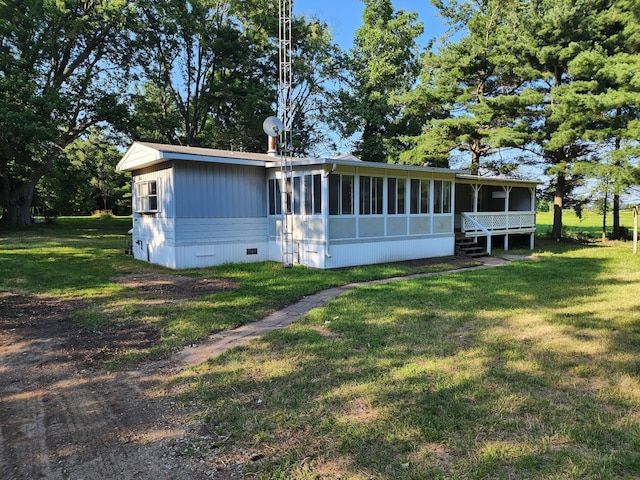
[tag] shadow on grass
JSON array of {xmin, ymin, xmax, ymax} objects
[{"xmin": 175, "ymin": 248, "xmax": 640, "ymax": 478}]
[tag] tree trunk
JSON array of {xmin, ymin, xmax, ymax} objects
[
  {"xmin": 0, "ymin": 182, "xmax": 35, "ymax": 227},
  {"xmin": 602, "ymin": 190, "xmax": 608, "ymax": 242},
  {"xmin": 612, "ymin": 193, "xmax": 620, "ymax": 240},
  {"xmin": 552, "ymin": 171, "xmax": 565, "ymax": 241},
  {"xmin": 470, "ymin": 139, "xmax": 480, "ymax": 175}
]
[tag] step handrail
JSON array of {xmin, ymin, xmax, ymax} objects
[{"xmin": 461, "ymin": 212, "xmax": 492, "ymax": 255}]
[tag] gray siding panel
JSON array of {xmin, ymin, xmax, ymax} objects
[
  {"xmin": 175, "ymin": 162, "xmax": 266, "ymax": 218},
  {"xmin": 174, "ymin": 218, "xmax": 267, "ymax": 244}
]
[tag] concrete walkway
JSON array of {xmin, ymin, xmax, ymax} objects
[{"xmin": 175, "ymin": 256, "xmax": 514, "ymax": 367}]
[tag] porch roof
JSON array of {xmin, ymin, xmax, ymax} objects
[{"xmin": 455, "ymin": 174, "xmax": 543, "ymax": 187}]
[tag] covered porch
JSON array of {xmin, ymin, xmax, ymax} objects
[{"xmin": 454, "ymin": 175, "xmax": 540, "ymax": 255}]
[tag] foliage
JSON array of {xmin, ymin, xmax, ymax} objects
[
  {"xmin": 331, "ymin": 0, "xmax": 424, "ymax": 163},
  {"xmin": 130, "ymin": 0, "xmax": 338, "ymax": 156},
  {"xmin": 34, "ymin": 129, "xmax": 131, "ymax": 217},
  {"xmin": 401, "ymin": 0, "xmax": 535, "ymax": 172},
  {"xmin": 0, "ymin": 0, "xmax": 135, "ymax": 226},
  {"xmin": 514, "ymin": 0, "xmax": 639, "ymax": 241}
]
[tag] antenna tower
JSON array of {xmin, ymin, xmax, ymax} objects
[{"xmin": 278, "ymin": 0, "xmax": 294, "ymax": 267}]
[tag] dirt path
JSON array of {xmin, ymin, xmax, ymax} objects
[{"xmin": 0, "ymin": 292, "xmax": 215, "ymax": 480}]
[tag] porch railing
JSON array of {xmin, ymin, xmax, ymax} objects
[
  {"xmin": 461, "ymin": 213, "xmax": 493, "ymax": 255},
  {"xmin": 461, "ymin": 212, "xmax": 536, "ymax": 255},
  {"xmin": 462, "ymin": 211, "xmax": 536, "ymax": 234}
]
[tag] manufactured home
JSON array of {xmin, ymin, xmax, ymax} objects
[{"xmin": 116, "ymin": 142, "xmax": 540, "ymax": 269}]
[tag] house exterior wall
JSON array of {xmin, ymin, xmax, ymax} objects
[
  {"xmin": 131, "ymin": 163, "xmax": 176, "ymax": 267},
  {"xmin": 121, "ymin": 143, "xmax": 539, "ymax": 270},
  {"xmin": 131, "ymin": 161, "xmax": 269, "ymax": 269},
  {"xmin": 173, "ymin": 162, "xmax": 266, "ymax": 218}
]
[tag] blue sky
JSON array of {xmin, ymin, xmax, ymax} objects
[{"xmin": 293, "ymin": 0, "xmax": 448, "ymax": 50}]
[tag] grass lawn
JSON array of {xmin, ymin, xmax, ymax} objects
[
  {"xmin": 173, "ymin": 219, "xmax": 640, "ymax": 478},
  {"xmin": 2, "ymin": 215, "xmax": 640, "ymax": 478},
  {"xmin": 536, "ymin": 209, "xmax": 637, "ymax": 240},
  {"xmin": 0, "ymin": 216, "xmax": 477, "ymax": 365}
]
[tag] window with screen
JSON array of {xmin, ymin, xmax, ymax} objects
[
  {"xmin": 329, "ymin": 174, "xmax": 354, "ymax": 215},
  {"xmin": 434, "ymin": 180, "xmax": 452, "ymax": 214},
  {"xmin": 387, "ymin": 178, "xmax": 406, "ymax": 214},
  {"xmin": 359, "ymin": 176, "xmax": 383, "ymax": 215}
]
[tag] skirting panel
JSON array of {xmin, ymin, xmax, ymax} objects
[
  {"xmin": 268, "ymin": 235, "xmax": 455, "ymax": 269},
  {"xmin": 134, "ymin": 239, "xmax": 269, "ymax": 269},
  {"xmin": 323, "ymin": 236, "xmax": 454, "ymax": 269}
]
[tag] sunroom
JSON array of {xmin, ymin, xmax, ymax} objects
[{"xmin": 265, "ymin": 158, "xmax": 464, "ymax": 269}]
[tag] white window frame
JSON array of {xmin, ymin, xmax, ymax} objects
[{"xmin": 135, "ymin": 179, "xmax": 160, "ymax": 213}]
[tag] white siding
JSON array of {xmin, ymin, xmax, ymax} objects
[
  {"xmin": 321, "ymin": 236, "xmax": 454, "ymax": 269},
  {"xmin": 133, "ymin": 163, "xmax": 175, "ymax": 218}
]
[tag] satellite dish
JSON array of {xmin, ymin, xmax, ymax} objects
[{"xmin": 263, "ymin": 116, "xmax": 284, "ymax": 137}]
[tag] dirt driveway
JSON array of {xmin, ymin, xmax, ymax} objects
[{"xmin": 0, "ymin": 281, "xmax": 237, "ymax": 480}]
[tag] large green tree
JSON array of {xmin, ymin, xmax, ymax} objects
[
  {"xmin": 35, "ymin": 129, "xmax": 130, "ymax": 216},
  {"xmin": 333, "ymin": 0, "xmax": 423, "ymax": 163},
  {"xmin": 516, "ymin": 0, "xmax": 634, "ymax": 240},
  {"xmin": 565, "ymin": 2, "xmax": 640, "ymax": 238},
  {"xmin": 401, "ymin": 0, "xmax": 535, "ymax": 172},
  {"xmin": 0, "ymin": 0, "xmax": 134, "ymax": 226},
  {"xmin": 132, "ymin": 0, "xmax": 337, "ymax": 155}
]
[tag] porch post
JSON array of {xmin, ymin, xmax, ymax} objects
[
  {"xmin": 529, "ymin": 187, "xmax": 536, "ymax": 211},
  {"xmin": 504, "ymin": 186, "xmax": 512, "ymax": 251},
  {"xmin": 530, "ymin": 187, "xmax": 536, "ymax": 251},
  {"xmin": 322, "ymin": 171, "xmax": 331, "ymax": 261},
  {"xmin": 472, "ymin": 184, "xmax": 480, "ymax": 213}
]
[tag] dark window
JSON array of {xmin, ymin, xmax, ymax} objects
[
  {"xmin": 434, "ymin": 180, "xmax": 452, "ymax": 214},
  {"xmin": 313, "ymin": 174, "xmax": 322, "ymax": 214},
  {"xmin": 410, "ymin": 179, "xmax": 430, "ymax": 214},
  {"xmin": 329, "ymin": 174, "xmax": 354, "ymax": 215},
  {"xmin": 360, "ymin": 175, "xmax": 383, "ymax": 215},
  {"xmin": 268, "ymin": 179, "xmax": 282, "ymax": 215},
  {"xmin": 388, "ymin": 178, "xmax": 406, "ymax": 214},
  {"xmin": 293, "ymin": 177, "xmax": 301, "ymax": 214}
]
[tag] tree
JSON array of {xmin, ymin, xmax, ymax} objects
[
  {"xmin": 132, "ymin": 0, "xmax": 337, "ymax": 155},
  {"xmin": 514, "ymin": 0, "xmax": 633, "ymax": 240},
  {"xmin": 332, "ymin": 0, "xmax": 423, "ymax": 163},
  {"xmin": 565, "ymin": 2, "xmax": 640, "ymax": 238},
  {"xmin": 34, "ymin": 130, "xmax": 130, "ymax": 217},
  {"xmin": 401, "ymin": 0, "xmax": 534, "ymax": 173},
  {"xmin": 0, "ymin": 0, "xmax": 134, "ymax": 226}
]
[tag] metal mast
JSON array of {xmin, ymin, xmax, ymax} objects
[{"xmin": 278, "ymin": 0, "xmax": 294, "ymax": 267}]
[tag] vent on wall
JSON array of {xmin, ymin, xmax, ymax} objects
[{"xmin": 246, "ymin": 248, "xmax": 258, "ymax": 255}]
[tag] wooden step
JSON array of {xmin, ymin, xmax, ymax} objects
[{"xmin": 455, "ymin": 237, "xmax": 488, "ymax": 258}]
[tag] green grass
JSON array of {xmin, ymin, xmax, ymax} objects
[
  {"xmin": 170, "ymin": 232, "xmax": 640, "ymax": 478},
  {"xmin": 0, "ymin": 216, "xmax": 477, "ymax": 365},
  {"xmin": 4, "ymin": 215, "xmax": 640, "ymax": 478},
  {"xmin": 536, "ymin": 209, "xmax": 637, "ymax": 240}
]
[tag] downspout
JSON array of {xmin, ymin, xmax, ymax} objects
[{"xmin": 323, "ymin": 164, "xmax": 335, "ymax": 259}]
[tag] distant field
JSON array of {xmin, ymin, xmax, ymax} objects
[{"xmin": 536, "ymin": 209, "xmax": 637, "ymax": 239}]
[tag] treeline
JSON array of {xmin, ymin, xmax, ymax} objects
[{"xmin": 1, "ymin": 0, "xmax": 639, "ymax": 239}]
